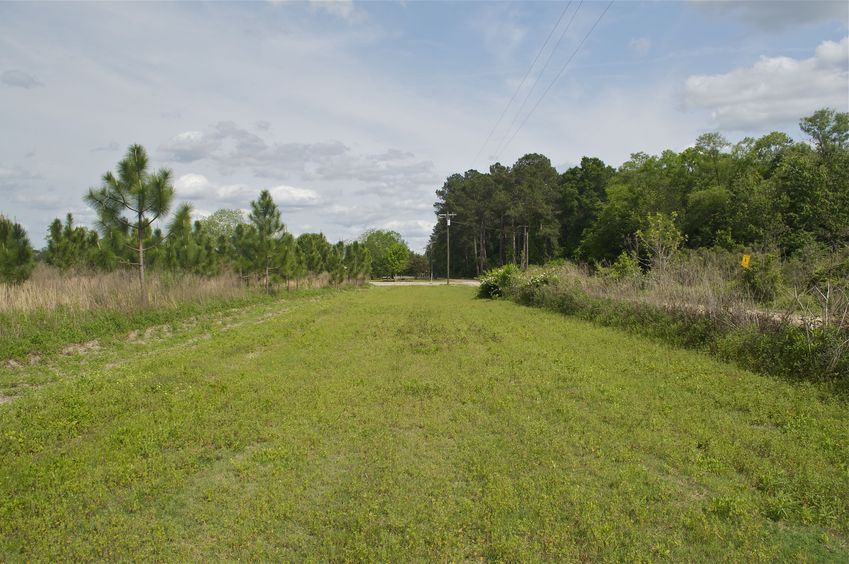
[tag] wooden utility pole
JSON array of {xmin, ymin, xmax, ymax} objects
[
  {"xmin": 438, "ymin": 212, "xmax": 456, "ymax": 284},
  {"xmin": 525, "ymin": 225, "xmax": 531, "ymax": 270}
]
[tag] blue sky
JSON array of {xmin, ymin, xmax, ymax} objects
[{"xmin": 1, "ymin": 1, "xmax": 847, "ymax": 251}]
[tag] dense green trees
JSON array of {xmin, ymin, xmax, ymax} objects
[
  {"xmin": 0, "ymin": 215, "xmax": 35, "ymax": 283},
  {"xmin": 428, "ymin": 108, "xmax": 849, "ymax": 278},
  {"xmin": 44, "ymin": 214, "xmax": 102, "ymax": 271},
  {"xmin": 0, "ymin": 145, "xmax": 373, "ymax": 292},
  {"xmin": 359, "ymin": 229, "xmax": 411, "ymax": 279}
]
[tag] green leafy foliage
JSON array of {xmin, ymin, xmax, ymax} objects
[
  {"xmin": 360, "ymin": 229, "xmax": 411, "ymax": 278},
  {"xmin": 428, "ymin": 109, "xmax": 849, "ymax": 277},
  {"xmin": 478, "ymin": 263, "xmax": 519, "ymax": 298},
  {"xmin": 740, "ymin": 253, "xmax": 784, "ymax": 304},
  {"xmin": 598, "ymin": 251, "xmax": 642, "ymax": 281}
]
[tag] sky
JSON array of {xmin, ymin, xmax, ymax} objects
[{"xmin": 1, "ymin": 0, "xmax": 847, "ymax": 252}]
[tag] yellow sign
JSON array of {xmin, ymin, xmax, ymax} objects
[{"xmin": 741, "ymin": 254, "xmax": 751, "ymax": 269}]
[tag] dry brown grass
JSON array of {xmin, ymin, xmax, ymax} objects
[
  {"xmin": 0, "ymin": 265, "xmax": 251, "ymax": 314},
  {"xmin": 545, "ymin": 254, "xmax": 849, "ymax": 332},
  {"xmin": 0, "ymin": 265, "xmax": 364, "ymax": 314}
]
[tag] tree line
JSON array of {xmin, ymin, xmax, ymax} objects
[
  {"xmin": 426, "ymin": 108, "xmax": 849, "ymax": 278},
  {"xmin": 0, "ymin": 144, "xmax": 429, "ymax": 299}
]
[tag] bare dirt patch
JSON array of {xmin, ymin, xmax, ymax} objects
[{"xmin": 61, "ymin": 340, "xmax": 100, "ymax": 355}]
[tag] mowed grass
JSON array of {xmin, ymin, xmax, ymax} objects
[{"xmin": 0, "ymin": 286, "xmax": 847, "ymax": 561}]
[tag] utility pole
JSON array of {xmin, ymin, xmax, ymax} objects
[{"xmin": 438, "ymin": 212, "xmax": 456, "ymax": 285}]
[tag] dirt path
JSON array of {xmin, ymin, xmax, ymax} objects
[{"xmin": 370, "ymin": 279, "xmax": 479, "ymax": 287}]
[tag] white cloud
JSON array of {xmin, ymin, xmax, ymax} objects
[
  {"xmin": 174, "ymin": 173, "xmax": 212, "ymax": 198},
  {"xmin": 1, "ymin": 69, "xmax": 43, "ymax": 89},
  {"xmin": 690, "ymin": 0, "xmax": 848, "ymax": 31},
  {"xmin": 309, "ymin": 0, "xmax": 355, "ymax": 20},
  {"xmin": 160, "ymin": 131, "xmax": 221, "ymax": 162},
  {"xmin": 684, "ymin": 37, "xmax": 849, "ymax": 130},
  {"xmin": 174, "ymin": 173, "xmax": 320, "ymax": 209},
  {"xmin": 268, "ymin": 184, "xmax": 321, "ymax": 206},
  {"xmin": 628, "ymin": 37, "xmax": 651, "ymax": 57},
  {"xmin": 472, "ymin": 4, "xmax": 527, "ymax": 63}
]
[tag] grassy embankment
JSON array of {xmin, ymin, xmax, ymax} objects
[
  {"xmin": 483, "ymin": 259, "xmax": 849, "ymax": 391},
  {"xmin": 0, "ymin": 267, "xmax": 338, "ymax": 364},
  {"xmin": 1, "ymin": 286, "xmax": 847, "ymax": 560}
]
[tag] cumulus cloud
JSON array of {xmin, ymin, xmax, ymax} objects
[
  {"xmin": 160, "ymin": 122, "xmax": 347, "ymax": 175},
  {"xmin": 628, "ymin": 37, "xmax": 651, "ymax": 57},
  {"xmin": 161, "ymin": 121, "xmax": 438, "ymax": 195},
  {"xmin": 174, "ymin": 173, "xmax": 212, "ymax": 198},
  {"xmin": 309, "ymin": 0, "xmax": 355, "ymax": 20},
  {"xmin": 683, "ymin": 37, "xmax": 849, "ymax": 130},
  {"xmin": 315, "ymin": 149, "xmax": 439, "ymax": 194},
  {"xmin": 1, "ymin": 69, "xmax": 43, "ymax": 89},
  {"xmin": 174, "ymin": 173, "xmax": 321, "ymax": 208},
  {"xmin": 690, "ymin": 0, "xmax": 848, "ymax": 31},
  {"xmin": 159, "ymin": 130, "xmax": 223, "ymax": 162}
]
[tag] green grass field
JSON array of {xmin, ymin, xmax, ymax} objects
[{"xmin": 1, "ymin": 286, "xmax": 847, "ymax": 560}]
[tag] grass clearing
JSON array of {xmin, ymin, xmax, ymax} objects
[{"xmin": 1, "ymin": 286, "xmax": 847, "ymax": 560}]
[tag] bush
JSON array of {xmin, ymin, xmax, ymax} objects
[
  {"xmin": 478, "ymin": 264, "xmax": 520, "ymax": 299},
  {"xmin": 740, "ymin": 253, "xmax": 783, "ymax": 304},
  {"xmin": 511, "ymin": 266, "xmax": 560, "ymax": 305},
  {"xmin": 598, "ymin": 251, "xmax": 642, "ymax": 281}
]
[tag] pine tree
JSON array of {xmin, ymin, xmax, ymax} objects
[
  {"xmin": 249, "ymin": 190, "xmax": 285, "ymax": 292},
  {"xmin": 85, "ymin": 144, "xmax": 174, "ymax": 304}
]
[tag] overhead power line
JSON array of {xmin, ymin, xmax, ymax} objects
[
  {"xmin": 471, "ymin": 1, "xmax": 574, "ymax": 166},
  {"xmin": 492, "ymin": 0, "xmax": 584, "ymax": 161},
  {"xmin": 497, "ymin": 0, "xmax": 615, "ymax": 159}
]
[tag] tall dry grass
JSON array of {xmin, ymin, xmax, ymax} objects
[
  {"xmin": 0, "ymin": 265, "xmax": 353, "ymax": 314},
  {"xmin": 545, "ymin": 252, "xmax": 849, "ymax": 332}
]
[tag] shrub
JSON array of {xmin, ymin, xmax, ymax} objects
[
  {"xmin": 740, "ymin": 253, "xmax": 783, "ymax": 304},
  {"xmin": 598, "ymin": 251, "xmax": 642, "ymax": 281},
  {"xmin": 511, "ymin": 266, "xmax": 560, "ymax": 305},
  {"xmin": 478, "ymin": 264, "xmax": 520, "ymax": 299}
]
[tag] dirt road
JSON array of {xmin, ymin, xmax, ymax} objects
[{"xmin": 369, "ymin": 279, "xmax": 479, "ymax": 287}]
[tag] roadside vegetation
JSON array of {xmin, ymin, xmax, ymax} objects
[
  {"xmin": 454, "ymin": 107, "xmax": 849, "ymax": 388},
  {"xmin": 1, "ymin": 286, "xmax": 846, "ymax": 560},
  {"xmin": 428, "ymin": 108, "xmax": 848, "ymax": 281},
  {"xmin": 479, "ymin": 250, "xmax": 849, "ymax": 391},
  {"xmin": 0, "ymin": 144, "xmax": 436, "ymax": 362}
]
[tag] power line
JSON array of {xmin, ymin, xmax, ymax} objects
[
  {"xmin": 497, "ymin": 0, "xmax": 615, "ymax": 159},
  {"xmin": 491, "ymin": 0, "xmax": 584, "ymax": 161},
  {"xmin": 471, "ymin": 1, "xmax": 573, "ymax": 166}
]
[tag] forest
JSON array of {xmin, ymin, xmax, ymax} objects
[{"xmin": 426, "ymin": 108, "xmax": 849, "ymax": 281}]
